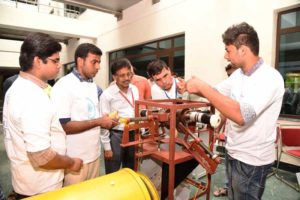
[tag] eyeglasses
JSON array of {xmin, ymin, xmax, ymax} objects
[{"xmin": 47, "ymin": 57, "xmax": 60, "ymax": 65}]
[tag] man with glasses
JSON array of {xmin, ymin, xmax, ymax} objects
[
  {"xmin": 3, "ymin": 32, "xmax": 83, "ymax": 199},
  {"xmin": 100, "ymin": 58, "xmax": 139, "ymax": 174},
  {"xmin": 51, "ymin": 43, "xmax": 118, "ymax": 186}
]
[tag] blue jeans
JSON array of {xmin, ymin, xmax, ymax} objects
[{"xmin": 226, "ymin": 155, "xmax": 273, "ymax": 200}]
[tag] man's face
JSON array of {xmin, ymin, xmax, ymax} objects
[
  {"xmin": 79, "ymin": 53, "xmax": 101, "ymax": 79},
  {"xmin": 224, "ymin": 45, "xmax": 243, "ymax": 68},
  {"xmin": 113, "ymin": 67, "xmax": 133, "ymax": 90},
  {"xmin": 152, "ymin": 67, "xmax": 173, "ymax": 90},
  {"xmin": 42, "ymin": 52, "xmax": 61, "ymax": 81}
]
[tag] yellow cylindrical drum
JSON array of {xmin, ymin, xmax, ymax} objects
[{"xmin": 25, "ymin": 168, "xmax": 159, "ymax": 200}]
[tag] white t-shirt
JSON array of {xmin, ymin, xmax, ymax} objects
[
  {"xmin": 3, "ymin": 77, "xmax": 65, "ymax": 195},
  {"xmin": 215, "ymin": 63, "xmax": 284, "ymax": 165},
  {"xmin": 99, "ymin": 83, "xmax": 139, "ymax": 150},
  {"xmin": 51, "ymin": 73, "xmax": 100, "ymax": 164},
  {"xmin": 151, "ymin": 77, "xmax": 182, "ymax": 100}
]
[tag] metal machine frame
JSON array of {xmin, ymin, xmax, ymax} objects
[{"xmin": 121, "ymin": 99, "xmax": 221, "ymax": 200}]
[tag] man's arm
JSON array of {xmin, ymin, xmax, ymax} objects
[
  {"xmin": 61, "ymin": 115, "xmax": 118, "ymax": 135},
  {"xmin": 99, "ymin": 91, "xmax": 114, "ymax": 160},
  {"xmin": 144, "ymin": 79, "xmax": 152, "ymax": 99},
  {"xmin": 51, "ymin": 81, "xmax": 117, "ymax": 135},
  {"xmin": 27, "ymin": 148, "xmax": 83, "ymax": 172},
  {"xmin": 184, "ymin": 77, "xmax": 244, "ymax": 126},
  {"xmin": 100, "ymin": 128, "xmax": 113, "ymax": 160}
]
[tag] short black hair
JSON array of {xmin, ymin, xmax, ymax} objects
[
  {"xmin": 110, "ymin": 58, "xmax": 132, "ymax": 75},
  {"xmin": 19, "ymin": 32, "xmax": 61, "ymax": 71},
  {"xmin": 147, "ymin": 59, "xmax": 169, "ymax": 78},
  {"xmin": 74, "ymin": 43, "xmax": 102, "ymax": 66},
  {"xmin": 222, "ymin": 22, "xmax": 259, "ymax": 55}
]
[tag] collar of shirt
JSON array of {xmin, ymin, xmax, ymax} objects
[
  {"xmin": 19, "ymin": 71, "xmax": 52, "ymax": 97},
  {"xmin": 19, "ymin": 71, "xmax": 48, "ymax": 89},
  {"xmin": 105, "ymin": 83, "xmax": 136, "ymax": 131},
  {"xmin": 244, "ymin": 58, "xmax": 264, "ymax": 76},
  {"xmin": 72, "ymin": 67, "xmax": 93, "ymax": 82},
  {"xmin": 163, "ymin": 77, "xmax": 178, "ymax": 99},
  {"xmin": 110, "ymin": 82, "xmax": 134, "ymax": 95}
]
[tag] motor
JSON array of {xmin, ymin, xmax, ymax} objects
[{"xmin": 177, "ymin": 109, "xmax": 221, "ymax": 128}]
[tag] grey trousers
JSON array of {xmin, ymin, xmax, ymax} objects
[
  {"xmin": 0, "ymin": 185, "xmax": 5, "ymax": 200},
  {"xmin": 104, "ymin": 130, "xmax": 135, "ymax": 174}
]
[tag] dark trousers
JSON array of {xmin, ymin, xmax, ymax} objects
[
  {"xmin": 226, "ymin": 155, "xmax": 273, "ymax": 200},
  {"xmin": 0, "ymin": 185, "xmax": 4, "ymax": 200},
  {"xmin": 7, "ymin": 190, "xmax": 30, "ymax": 200},
  {"xmin": 105, "ymin": 130, "xmax": 135, "ymax": 174}
]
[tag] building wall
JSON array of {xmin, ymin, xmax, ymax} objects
[
  {"xmin": 0, "ymin": 0, "xmax": 299, "ymax": 88},
  {"xmin": 0, "ymin": 39, "xmax": 21, "ymax": 67},
  {"xmin": 95, "ymin": 0, "xmax": 300, "ymax": 87},
  {"xmin": 0, "ymin": 2, "xmax": 113, "ymax": 76}
]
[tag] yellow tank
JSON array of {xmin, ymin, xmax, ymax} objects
[{"xmin": 25, "ymin": 168, "xmax": 159, "ymax": 200}]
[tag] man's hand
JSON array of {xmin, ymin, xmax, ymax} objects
[
  {"xmin": 186, "ymin": 76, "xmax": 204, "ymax": 94},
  {"xmin": 68, "ymin": 158, "xmax": 83, "ymax": 172},
  {"xmin": 99, "ymin": 114, "xmax": 119, "ymax": 129},
  {"xmin": 176, "ymin": 77, "xmax": 187, "ymax": 94},
  {"xmin": 104, "ymin": 150, "xmax": 113, "ymax": 160}
]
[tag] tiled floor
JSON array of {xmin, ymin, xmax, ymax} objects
[
  {"xmin": 0, "ymin": 127, "xmax": 299, "ymax": 199},
  {"xmin": 196, "ymin": 163, "xmax": 300, "ymax": 200}
]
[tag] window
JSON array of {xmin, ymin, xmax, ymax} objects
[
  {"xmin": 109, "ymin": 35, "xmax": 185, "ymax": 81},
  {"xmin": 65, "ymin": 4, "xmax": 86, "ymax": 18},
  {"xmin": 277, "ymin": 7, "xmax": 300, "ymax": 118},
  {"xmin": 63, "ymin": 61, "xmax": 75, "ymax": 75}
]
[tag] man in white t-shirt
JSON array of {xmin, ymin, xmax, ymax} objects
[
  {"xmin": 100, "ymin": 58, "xmax": 139, "ymax": 174},
  {"xmin": 145, "ymin": 59, "xmax": 190, "ymax": 199},
  {"xmin": 178, "ymin": 22, "xmax": 284, "ymax": 200},
  {"xmin": 51, "ymin": 43, "xmax": 118, "ymax": 186},
  {"xmin": 3, "ymin": 32, "xmax": 83, "ymax": 199}
]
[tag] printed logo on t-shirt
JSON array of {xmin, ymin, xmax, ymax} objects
[{"xmin": 86, "ymin": 97, "xmax": 96, "ymax": 119}]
